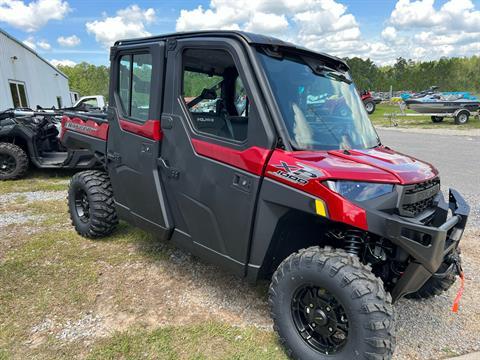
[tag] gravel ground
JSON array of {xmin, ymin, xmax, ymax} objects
[
  {"xmin": 0, "ymin": 190, "xmax": 66, "ymax": 228},
  {"xmin": 2, "ymin": 129, "xmax": 479, "ymax": 359},
  {"xmin": 0, "ymin": 190, "xmax": 66, "ymax": 204}
]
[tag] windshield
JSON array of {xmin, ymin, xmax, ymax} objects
[{"xmin": 258, "ymin": 52, "xmax": 380, "ymax": 150}]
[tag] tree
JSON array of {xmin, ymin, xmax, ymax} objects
[
  {"xmin": 345, "ymin": 56, "xmax": 480, "ymax": 93},
  {"xmin": 58, "ymin": 62, "xmax": 110, "ymax": 98}
]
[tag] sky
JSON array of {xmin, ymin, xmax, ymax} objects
[{"xmin": 1, "ymin": 0, "xmax": 480, "ymax": 67}]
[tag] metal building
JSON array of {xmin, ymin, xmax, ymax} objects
[{"xmin": 0, "ymin": 28, "xmax": 72, "ymax": 111}]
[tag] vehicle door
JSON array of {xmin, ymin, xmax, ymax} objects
[
  {"xmin": 107, "ymin": 41, "xmax": 173, "ymax": 238},
  {"xmin": 159, "ymin": 39, "xmax": 276, "ymax": 274}
]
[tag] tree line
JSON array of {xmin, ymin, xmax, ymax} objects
[
  {"xmin": 58, "ymin": 55, "xmax": 480, "ymax": 98},
  {"xmin": 345, "ymin": 56, "xmax": 480, "ymax": 93}
]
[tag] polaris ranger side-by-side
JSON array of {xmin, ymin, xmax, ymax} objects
[
  {"xmin": 61, "ymin": 31, "xmax": 470, "ymax": 359},
  {"xmin": 0, "ymin": 109, "xmax": 101, "ymax": 180}
]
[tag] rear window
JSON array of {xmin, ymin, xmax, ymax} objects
[{"xmin": 118, "ymin": 53, "xmax": 153, "ymax": 121}]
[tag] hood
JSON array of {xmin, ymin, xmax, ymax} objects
[{"xmin": 269, "ymin": 146, "xmax": 438, "ymax": 185}]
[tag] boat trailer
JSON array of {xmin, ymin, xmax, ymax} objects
[{"xmin": 384, "ymin": 102, "xmax": 479, "ymax": 126}]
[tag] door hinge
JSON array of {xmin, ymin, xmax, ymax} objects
[
  {"xmin": 157, "ymin": 157, "xmax": 180, "ymax": 179},
  {"xmin": 166, "ymin": 39, "xmax": 177, "ymax": 51}
]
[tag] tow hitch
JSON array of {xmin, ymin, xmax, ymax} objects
[{"xmin": 452, "ymin": 259, "xmax": 465, "ymax": 313}]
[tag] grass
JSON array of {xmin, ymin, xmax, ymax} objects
[
  {"xmin": 0, "ymin": 169, "xmax": 73, "ymax": 193},
  {"xmin": 87, "ymin": 323, "xmax": 285, "ymax": 360},
  {"xmin": 0, "ymin": 181, "xmax": 285, "ymax": 359},
  {"xmin": 369, "ymin": 103, "xmax": 480, "ymax": 129}
]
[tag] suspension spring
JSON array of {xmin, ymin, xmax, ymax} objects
[{"xmin": 344, "ymin": 230, "xmax": 365, "ymax": 256}]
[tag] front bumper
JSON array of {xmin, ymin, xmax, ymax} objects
[{"xmin": 365, "ymin": 189, "xmax": 470, "ymax": 301}]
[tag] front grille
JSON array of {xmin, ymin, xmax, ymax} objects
[{"xmin": 399, "ymin": 177, "xmax": 440, "ymax": 217}]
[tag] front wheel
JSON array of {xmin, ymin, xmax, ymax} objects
[
  {"xmin": 0, "ymin": 142, "xmax": 29, "ymax": 180},
  {"xmin": 269, "ymin": 247, "xmax": 395, "ymax": 359},
  {"xmin": 68, "ymin": 170, "xmax": 118, "ymax": 238}
]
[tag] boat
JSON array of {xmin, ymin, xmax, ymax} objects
[
  {"xmin": 401, "ymin": 86, "xmax": 477, "ymax": 101},
  {"xmin": 405, "ymin": 93, "xmax": 480, "ymax": 114}
]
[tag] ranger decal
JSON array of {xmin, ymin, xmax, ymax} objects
[{"xmin": 269, "ymin": 161, "xmax": 324, "ymax": 185}]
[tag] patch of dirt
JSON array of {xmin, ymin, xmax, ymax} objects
[
  {"xmin": 0, "ymin": 224, "xmax": 43, "ymax": 263},
  {"xmin": 87, "ymin": 230, "xmax": 479, "ymax": 359},
  {"xmin": 95, "ymin": 246, "xmax": 271, "ymax": 334}
]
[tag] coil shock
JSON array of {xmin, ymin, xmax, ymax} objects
[{"xmin": 344, "ymin": 230, "xmax": 365, "ymax": 256}]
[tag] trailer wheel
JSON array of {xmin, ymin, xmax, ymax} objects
[
  {"xmin": 455, "ymin": 110, "xmax": 469, "ymax": 125},
  {"xmin": 269, "ymin": 246, "xmax": 395, "ymax": 359},
  {"xmin": 431, "ymin": 116, "xmax": 444, "ymax": 123},
  {"xmin": 0, "ymin": 142, "xmax": 29, "ymax": 180},
  {"xmin": 68, "ymin": 170, "xmax": 118, "ymax": 238},
  {"xmin": 364, "ymin": 100, "xmax": 376, "ymax": 114}
]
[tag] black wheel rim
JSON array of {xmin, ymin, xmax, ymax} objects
[
  {"xmin": 74, "ymin": 188, "xmax": 90, "ymax": 223},
  {"xmin": 291, "ymin": 285, "xmax": 349, "ymax": 354},
  {"xmin": 0, "ymin": 153, "xmax": 16, "ymax": 175}
]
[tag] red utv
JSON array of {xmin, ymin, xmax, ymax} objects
[
  {"xmin": 60, "ymin": 31, "xmax": 469, "ymax": 359},
  {"xmin": 361, "ymin": 90, "xmax": 381, "ymax": 114}
]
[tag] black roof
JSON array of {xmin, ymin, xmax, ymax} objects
[{"xmin": 114, "ymin": 30, "xmax": 348, "ymax": 70}]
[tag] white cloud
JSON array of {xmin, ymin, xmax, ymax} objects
[
  {"xmin": 381, "ymin": 26, "xmax": 397, "ymax": 42},
  {"xmin": 383, "ymin": 0, "xmax": 480, "ymax": 61},
  {"xmin": 245, "ymin": 13, "xmax": 289, "ymax": 34},
  {"xmin": 57, "ymin": 35, "xmax": 81, "ymax": 47},
  {"xmin": 50, "ymin": 59, "xmax": 77, "ymax": 67},
  {"xmin": 22, "ymin": 36, "xmax": 36, "ymax": 50},
  {"xmin": 86, "ymin": 5, "xmax": 155, "ymax": 48},
  {"xmin": 175, "ymin": 0, "xmax": 480, "ymax": 64},
  {"xmin": 0, "ymin": 0, "xmax": 70, "ymax": 32},
  {"xmin": 37, "ymin": 39, "xmax": 51, "ymax": 50},
  {"xmin": 176, "ymin": 0, "xmax": 383, "ymax": 60}
]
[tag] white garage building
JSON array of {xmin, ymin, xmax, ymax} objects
[{"xmin": 0, "ymin": 28, "xmax": 72, "ymax": 111}]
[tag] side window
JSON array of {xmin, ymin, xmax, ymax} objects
[
  {"xmin": 9, "ymin": 81, "xmax": 28, "ymax": 108},
  {"xmin": 234, "ymin": 77, "xmax": 249, "ymax": 116},
  {"xmin": 184, "ymin": 71, "xmax": 222, "ymax": 113},
  {"xmin": 117, "ymin": 53, "xmax": 152, "ymax": 121},
  {"xmin": 118, "ymin": 55, "xmax": 131, "ymax": 114},
  {"xmin": 182, "ymin": 49, "xmax": 248, "ymax": 142}
]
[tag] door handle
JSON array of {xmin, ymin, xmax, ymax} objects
[{"xmin": 232, "ymin": 173, "xmax": 252, "ymax": 193}]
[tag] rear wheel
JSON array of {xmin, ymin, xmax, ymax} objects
[
  {"xmin": 431, "ymin": 116, "xmax": 444, "ymax": 123},
  {"xmin": 68, "ymin": 170, "xmax": 118, "ymax": 238},
  {"xmin": 0, "ymin": 142, "xmax": 29, "ymax": 180},
  {"xmin": 269, "ymin": 247, "xmax": 395, "ymax": 359},
  {"xmin": 364, "ymin": 101, "xmax": 376, "ymax": 114},
  {"xmin": 455, "ymin": 110, "xmax": 469, "ymax": 125}
]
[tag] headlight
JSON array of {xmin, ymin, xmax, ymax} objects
[{"xmin": 325, "ymin": 180, "xmax": 394, "ymax": 202}]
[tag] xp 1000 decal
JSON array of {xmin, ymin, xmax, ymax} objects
[{"xmin": 269, "ymin": 161, "xmax": 324, "ymax": 185}]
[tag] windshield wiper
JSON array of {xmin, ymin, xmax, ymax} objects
[
  {"xmin": 301, "ymin": 57, "xmax": 352, "ymax": 84},
  {"xmin": 324, "ymin": 71, "xmax": 352, "ymax": 85}
]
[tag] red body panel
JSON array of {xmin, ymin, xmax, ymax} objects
[
  {"xmin": 61, "ymin": 115, "xmax": 109, "ymax": 141},
  {"xmin": 264, "ymin": 147, "xmax": 438, "ymax": 229},
  {"xmin": 191, "ymin": 139, "xmax": 271, "ymax": 176},
  {"xmin": 119, "ymin": 119, "xmax": 163, "ymax": 141}
]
